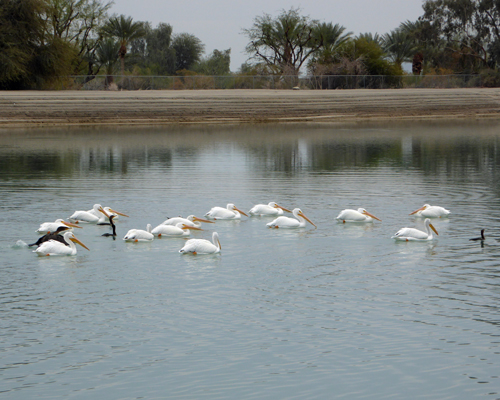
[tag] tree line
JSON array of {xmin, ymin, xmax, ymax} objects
[{"xmin": 1, "ymin": 0, "xmax": 500, "ymax": 89}]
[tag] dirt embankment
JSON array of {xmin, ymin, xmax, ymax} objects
[{"xmin": 1, "ymin": 88, "xmax": 499, "ymax": 126}]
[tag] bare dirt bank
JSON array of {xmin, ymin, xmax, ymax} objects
[{"xmin": 1, "ymin": 88, "xmax": 500, "ymax": 126}]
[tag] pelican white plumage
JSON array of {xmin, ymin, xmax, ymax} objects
[
  {"xmin": 69, "ymin": 204, "xmax": 109, "ymax": 224},
  {"xmin": 36, "ymin": 219, "xmax": 82, "ymax": 234},
  {"xmin": 249, "ymin": 202, "xmax": 291, "ymax": 216},
  {"xmin": 161, "ymin": 215, "xmax": 214, "ymax": 228},
  {"xmin": 205, "ymin": 204, "xmax": 248, "ymax": 220},
  {"xmin": 179, "ymin": 232, "xmax": 221, "ymax": 254},
  {"xmin": 152, "ymin": 223, "xmax": 202, "ymax": 237},
  {"xmin": 336, "ymin": 208, "xmax": 382, "ymax": 223},
  {"xmin": 34, "ymin": 231, "xmax": 89, "ymax": 256},
  {"xmin": 87, "ymin": 205, "xmax": 129, "ymax": 221},
  {"xmin": 392, "ymin": 218, "xmax": 439, "ymax": 241},
  {"xmin": 267, "ymin": 208, "xmax": 316, "ymax": 229},
  {"xmin": 409, "ymin": 204, "xmax": 451, "ymax": 218},
  {"xmin": 123, "ymin": 224, "xmax": 154, "ymax": 242}
]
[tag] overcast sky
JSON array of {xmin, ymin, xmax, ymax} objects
[{"xmin": 109, "ymin": 0, "xmax": 426, "ymax": 72}]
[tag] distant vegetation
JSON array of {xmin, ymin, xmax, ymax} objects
[{"xmin": 1, "ymin": 0, "xmax": 500, "ymax": 89}]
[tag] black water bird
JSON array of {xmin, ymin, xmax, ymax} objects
[
  {"xmin": 469, "ymin": 229, "xmax": 486, "ymax": 241},
  {"xmin": 101, "ymin": 215, "xmax": 117, "ymax": 239},
  {"xmin": 29, "ymin": 226, "xmax": 71, "ymax": 247}
]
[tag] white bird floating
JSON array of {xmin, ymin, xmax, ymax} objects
[
  {"xmin": 392, "ymin": 218, "xmax": 439, "ymax": 241},
  {"xmin": 123, "ymin": 224, "xmax": 154, "ymax": 242},
  {"xmin": 205, "ymin": 204, "xmax": 248, "ymax": 220},
  {"xmin": 36, "ymin": 219, "xmax": 82, "ymax": 234},
  {"xmin": 152, "ymin": 223, "xmax": 202, "ymax": 237},
  {"xmin": 34, "ymin": 231, "xmax": 89, "ymax": 256},
  {"xmin": 179, "ymin": 232, "xmax": 221, "ymax": 255},
  {"xmin": 69, "ymin": 204, "xmax": 110, "ymax": 224},
  {"xmin": 409, "ymin": 204, "xmax": 451, "ymax": 218},
  {"xmin": 248, "ymin": 202, "xmax": 291, "ymax": 216},
  {"xmin": 267, "ymin": 208, "xmax": 316, "ymax": 229},
  {"xmin": 87, "ymin": 205, "xmax": 129, "ymax": 221},
  {"xmin": 161, "ymin": 215, "xmax": 214, "ymax": 228},
  {"xmin": 336, "ymin": 208, "xmax": 382, "ymax": 223}
]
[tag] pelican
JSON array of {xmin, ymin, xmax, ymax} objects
[
  {"xmin": 34, "ymin": 231, "xmax": 89, "ymax": 256},
  {"xmin": 249, "ymin": 202, "xmax": 291, "ymax": 216},
  {"xmin": 36, "ymin": 219, "xmax": 82, "ymax": 234},
  {"xmin": 410, "ymin": 204, "xmax": 451, "ymax": 218},
  {"xmin": 267, "ymin": 208, "xmax": 316, "ymax": 229},
  {"xmin": 161, "ymin": 215, "xmax": 214, "ymax": 228},
  {"xmin": 179, "ymin": 232, "xmax": 221, "ymax": 255},
  {"xmin": 152, "ymin": 222, "xmax": 202, "ymax": 237},
  {"xmin": 69, "ymin": 204, "xmax": 110, "ymax": 224},
  {"xmin": 392, "ymin": 218, "xmax": 438, "ymax": 241},
  {"xmin": 29, "ymin": 226, "xmax": 70, "ymax": 247},
  {"xmin": 123, "ymin": 224, "xmax": 154, "ymax": 242},
  {"xmin": 88, "ymin": 205, "xmax": 129, "ymax": 221},
  {"xmin": 205, "ymin": 204, "xmax": 248, "ymax": 220},
  {"xmin": 336, "ymin": 208, "xmax": 382, "ymax": 223},
  {"xmin": 470, "ymin": 229, "xmax": 486, "ymax": 241}
]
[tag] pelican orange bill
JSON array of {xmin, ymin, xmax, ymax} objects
[
  {"xmin": 362, "ymin": 210, "xmax": 382, "ymax": 221},
  {"xmin": 70, "ymin": 236, "xmax": 90, "ymax": 250},
  {"xmin": 298, "ymin": 211, "xmax": 316, "ymax": 227}
]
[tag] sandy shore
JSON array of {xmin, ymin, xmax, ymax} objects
[{"xmin": 1, "ymin": 88, "xmax": 500, "ymax": 126}]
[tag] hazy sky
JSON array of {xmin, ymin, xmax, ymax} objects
[{"xmin": 109, "ymin": 0, "xmax": 426, "ymax": 71}]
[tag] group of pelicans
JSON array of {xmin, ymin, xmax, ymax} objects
[{"xmin": 27, "ymin": 201, "xmax": 477, "ymax": 257}]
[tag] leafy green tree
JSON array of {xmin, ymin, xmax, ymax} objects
[
  {"xmin": 193, "ymin": 49, "xmax": 231, "ymax": 75},
  {"xmin": 243, "ymin": 8, "xmax": 324, "ymax": 74},
  {"xmin": 353, "ymin": 36, "xmax": 400, "ymax": 75},
  {"xmin": 44, "ymin": 0, "xmax": 113, "ymax": 75},
  {"xmin": 130, "ymin": 22, "xmax": 176, "ymax": 75},
  {"xmin": 102, "ymin": 15, "xmax": 146, "ymax": 76},
  {"xmin": 0, "ymin": 0, "xmax": 75, "ymax": 89},
  {"xmin": 421, "ymin": 0, "xmax": 500, "ymax": 71},
  {"xmin": 172, "ymin": 33, "xmax": 204, "ymax": 71}
]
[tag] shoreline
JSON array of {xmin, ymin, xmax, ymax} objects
[{"xmin": 1, "ymin": 88, "xmax": 500, "ymax": 126}]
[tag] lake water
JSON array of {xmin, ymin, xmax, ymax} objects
[{"xmin": 1, "ymin": 121, "xmax": 500, "ymax": 399}]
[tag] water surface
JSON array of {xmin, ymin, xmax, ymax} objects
[{"xmin": 1, "ymin": 121, "xmax": 500, "ymax": 399}]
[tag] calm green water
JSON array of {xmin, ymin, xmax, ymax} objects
[{"xmin": 1, "ymin": 121, "xmax": 500, "ymax": 399}]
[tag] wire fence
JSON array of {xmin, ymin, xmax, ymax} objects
[{"xmin": 60, "ymin": 74, "xmax": 484, "ymax": 91}]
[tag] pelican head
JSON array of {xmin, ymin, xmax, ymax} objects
[
  {"xmin": 295, "ymin": 208, "xmax": 316, "ymax": 228},
  {"xmin": 228, "ymin": 204, "xmax": 248, "ymax": 217},
  {"xmin": 409, "ymin": 204, "xmax": 430, "ymax": 215}
]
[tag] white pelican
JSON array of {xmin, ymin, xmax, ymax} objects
[
  {"xmin": 161, "ymin": 215, "xmax": 214, "ymax": 228},
  {"xmin": 205, "ymin": 204, "xmax": 248, "ymax": 220},
  {"xmin": 152, "ymin": 223, "xmax": 202, "ymax": 237},
  {"xmin": 34, "ymin": 231, "xmax": 89, "ymax": 256},
  {"xmin": 249, "ymin": 202, "xmax": 291, "ymax": 216},
  {"xmin": 336, "ymin": 208, "xmax": 382, "ymax": 223},
  {"xmin": 179, "ymin": 232, "xmax": 221, "ymax": 255},
  {"xmin": 87, "ymin": 205, "xmax": 129, "ymax": 221},
  {"xmin": 410, "ymin": 204, "xmax": 451, "ymax": 218},
  {"xmin": 267, "ymin": 208, "xmax": 316, "ymax": 229},
  {"xmin": 123, "ymin": 224, "xmax": 154, "ymax": 242},
  {"xmin": 36, "ymin": 219, "xmax": 82, "ymax": 234},
  {"xmin": 69, "ymin": 204, "xmax": 110, "ymax": 224},
  {"xmin": 392, "ymin": 218, "xmax": 438, "ymax": 241}
]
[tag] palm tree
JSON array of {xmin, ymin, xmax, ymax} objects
[
  {"xmin": 382, "ymin": 29, "xmax": 416, "ymax": 69},
  {"xmin": 96, "ymin": 38, "xmax": 120, "ymax": 88},
  {"xmin": 312, "ymin": 22, "xmax": 352, "ymax": 64},
  {"xmin": 102, "ymin": 15, "xmax": 146, "ymax": 76}
]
